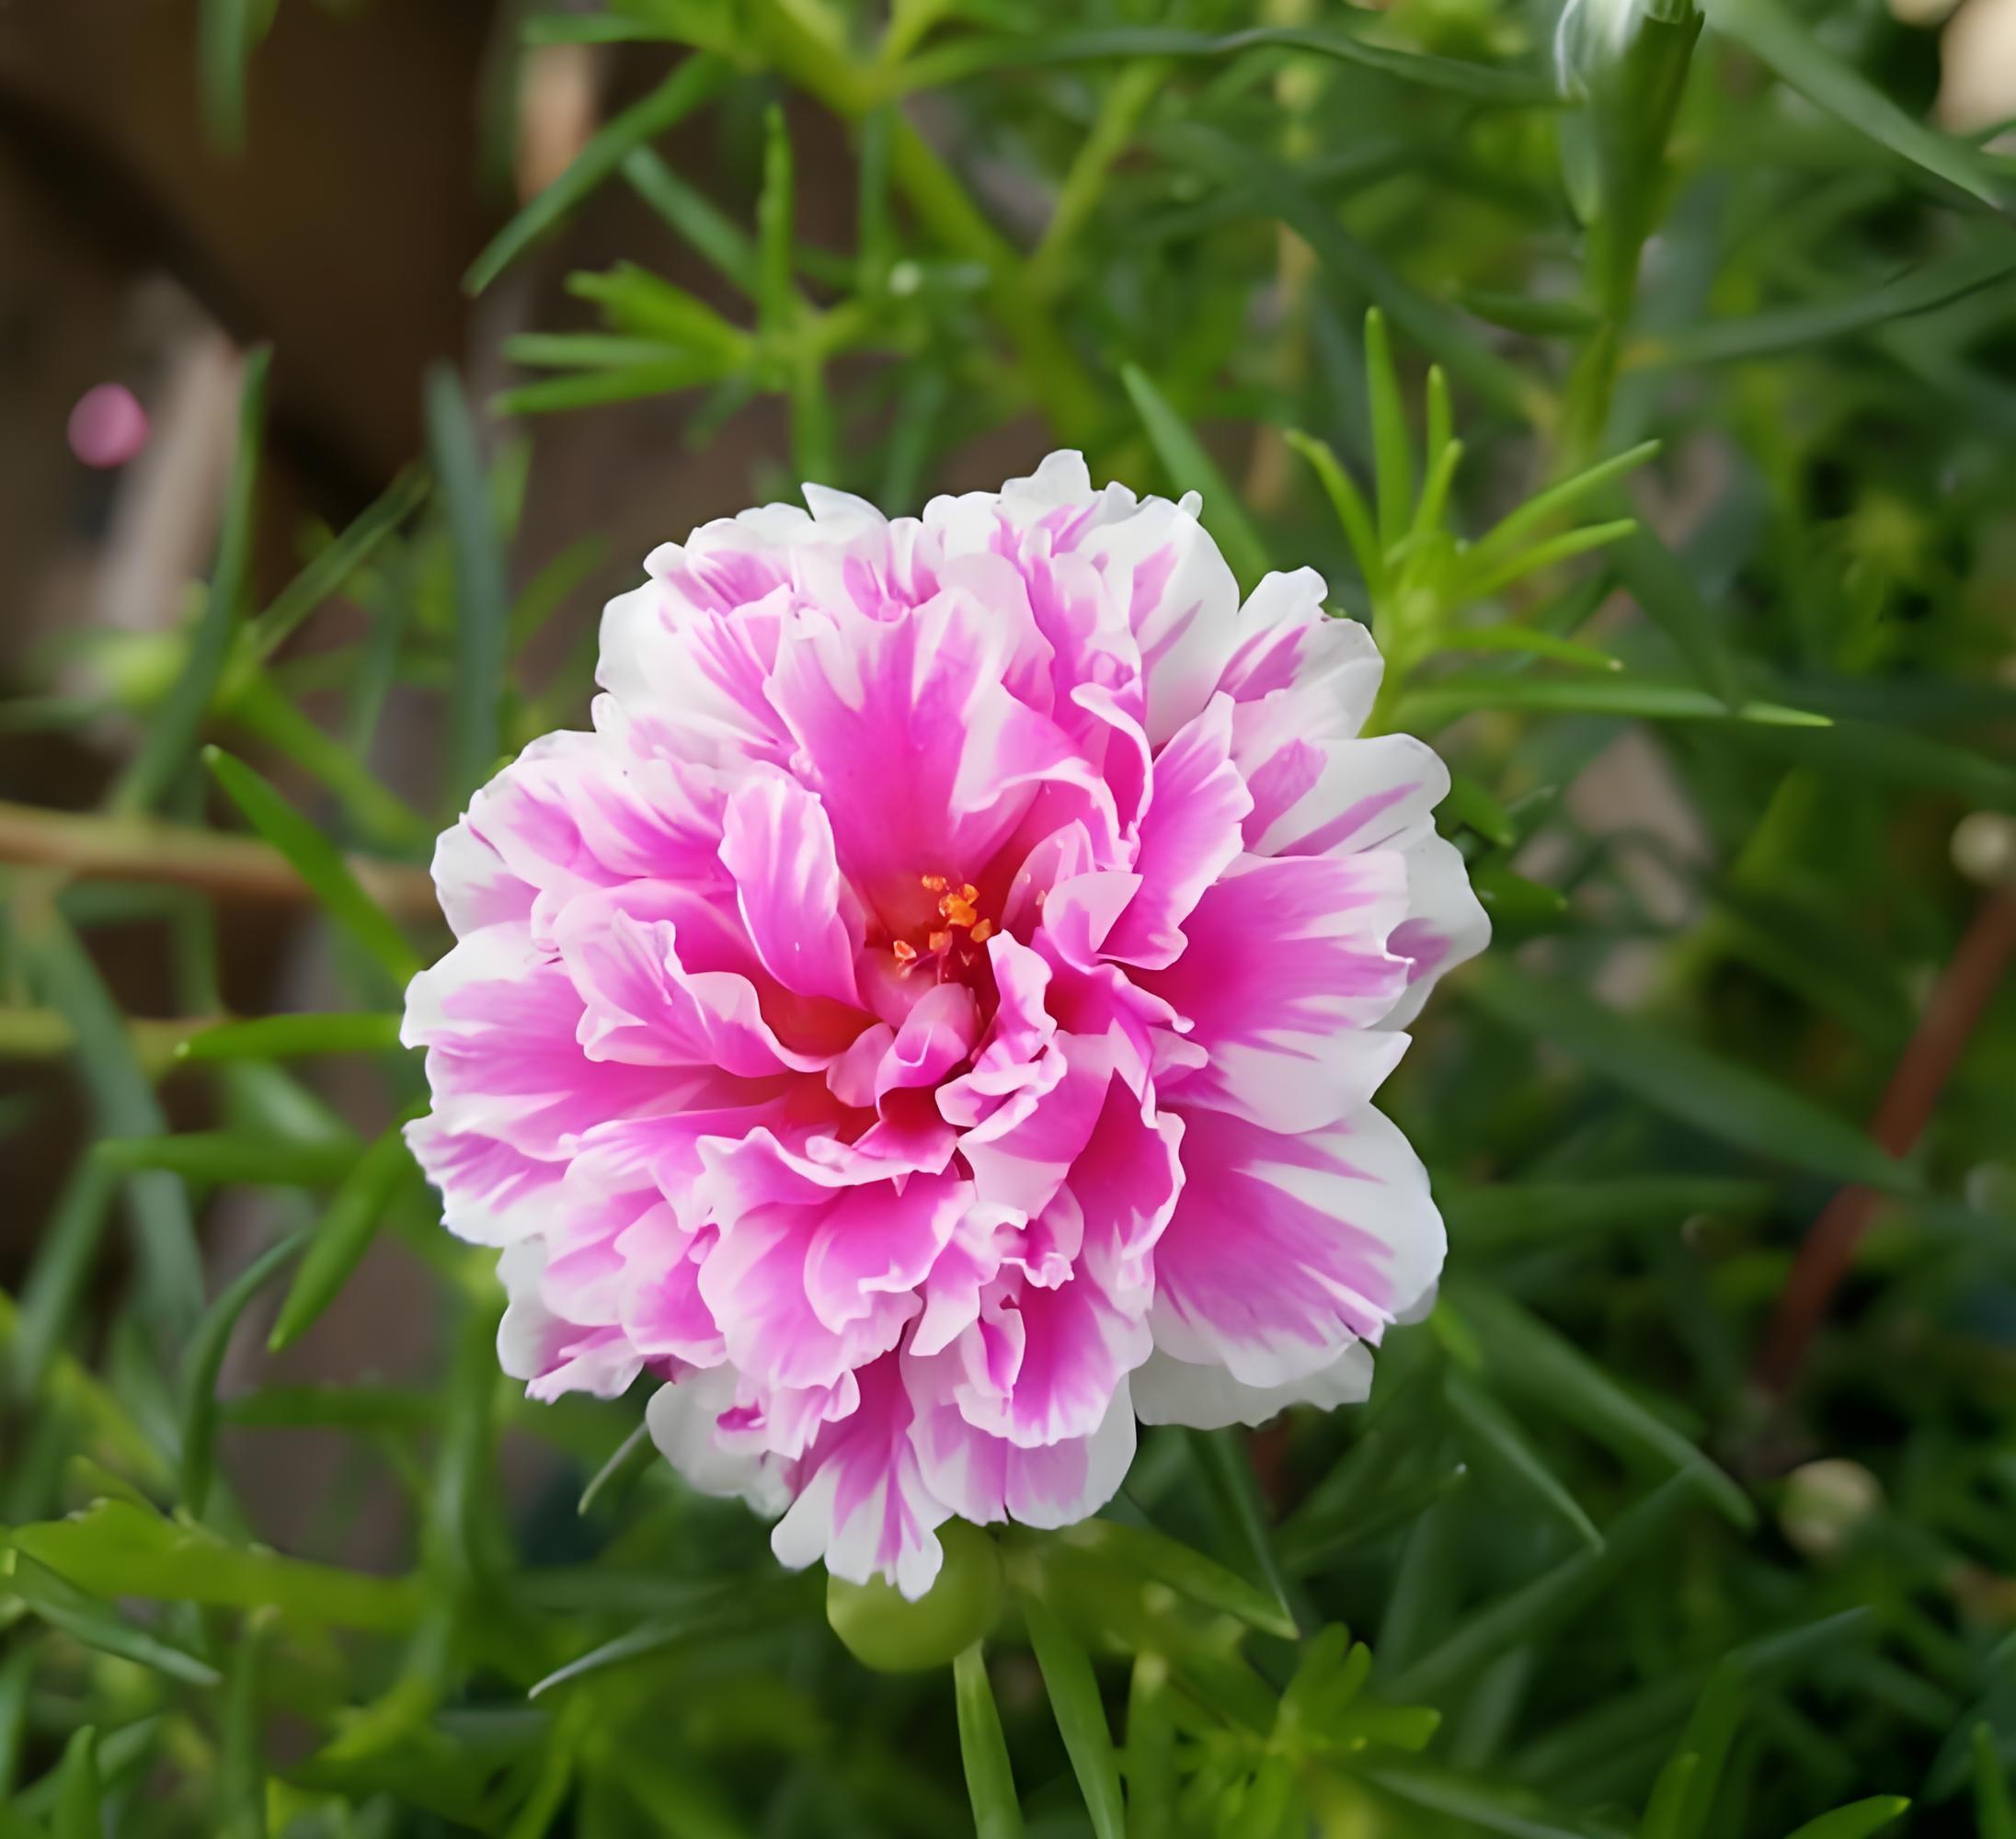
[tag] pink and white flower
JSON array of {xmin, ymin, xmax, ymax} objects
[{"xmin": 403, "ymin": 454, "xmax": 1485, "ymax": 1598}]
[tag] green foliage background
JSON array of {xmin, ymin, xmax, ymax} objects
[{"xmin": 4, "ymin": 0, "xmax": 2016, "ymax": 1833}]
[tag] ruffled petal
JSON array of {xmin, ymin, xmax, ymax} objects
[
  {"xmin": 1148, "ymin": 1102, "xmax": 1443, "ymax": 1388},
  {"xmin": 772, "ymin": 1352, "xmax": 950, "ymax": 1598},
  {"xmin": 1140, "ymin": 852, "xmax": 1412, "ymax": 1133}
]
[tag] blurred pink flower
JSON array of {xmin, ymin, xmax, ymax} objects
[
  {"xmin": 66, "ymin": 383, "xmax": 150, "ymax": 469},
  {"xmin": 403, "ymin": 454, "xmax": 1486, "ymax": 1597}
]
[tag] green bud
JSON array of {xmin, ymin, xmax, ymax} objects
[{"xmin": 825, "ymin": 1519, "xmax": 1004, "ymax": 1672}]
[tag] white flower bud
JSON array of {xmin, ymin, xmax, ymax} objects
[{"xmin": 1555, "ymin": 0, "xmax": 1700, "ymax": 91}]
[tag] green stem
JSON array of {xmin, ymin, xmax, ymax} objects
[
  {"xmin": 1027, "ymin": 60, "xmax": 1170, "ymax": 303},
  {"xmin": 1561, "ymin": 3, "xmax": 1702, "ymax": 469},
  {"xmin": 751, "ymin": 0, "xmax": 1106, "ymax": 443}
]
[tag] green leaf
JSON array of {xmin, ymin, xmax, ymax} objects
[
  {"xmin": 12, "ymin": 1497, "xmax": 421, "ymax": 1631},
  {"xmin": 1462, "ymin": 520, "xmax": 1638, "ymax": 598},
  {"xmin": 1051, "ymin": 1515, "xmax": 1297, "ymax": 1640},
  {"xmin": 1364, "ymin": 1761, "xmax": 1600, "ymax": 1839},
  {"xmin": 1655, "ymin": 1661, "xmax": 1746, "ymax": 1839},
  {"xmin": 1608, "ymin": 524, "xmax": 1745, "ymax": 708},
  {"xmin": 205, "ymin": 748, "xmax": 420, "ymax": 982},
  {"xmin": 757, "ymin": 103, "xmax": 797, "ymax": 346},
  {"xmin": 1780, "ymin": 1797, "xmax": 1911, "ymax": 1839},
  {"xmin": 529, "ymin": 1575, "xmax": 816, "ymax": 1696},
  {"xmin": 1120, "ymin": 364, "xmax": 1272, "ymax": 593},
  {"xmin": 22, "ymin": 917, "xmax": 204, "ymax": 1336},
  {"xmin": 1454, "ymin": 1285, "xmax": 1756, "ymax": 1529},
  {"xmin": 464, "ymin": 56, "xmax": 730, "ymax": 293},
  {"xmin": 177, "ymin": 1011, "xmax": 404, "ymax": 1063},
  {"xmin": 116, "ymin": 347, "xmax": 269, "ymax": 813},
  {"xmin": 1024, "ymin": 1593, "xmax": 1126, "ymax": 1839},
  {"xmin": 1443, "ymin": 772, "xmax": 1518, "ymax": 848},
  {"xmin": 1365, "ymin": 309, "xmax": 1415, "ymax": 554},
  {"xmin": 1642, "ymin": 243, "xmax": 2016, "ymax": 367},
  {"xmin": 223, "ymin": 1384, "xmax": 438, "ymax": 1433},
  {"xmin": 895, "ymin": 23, "xmax": 1556, "ymax": 105},
  {"xmin": 1163, "ymin": 124, "xmax": 1545, "ymax": 424},
  {"xmin": 1287, "ymin": 431, "xmax": 1383, "ymax": 595},
  {"xmin": 242, "ymin": 467, "xmax": 429, "ymax": 664},
  {"xmin": 1460, "ymin": 441, "xmax": 1659, "ymax": 576},
  {"xmin": 504, "ymin": 332, "xmax": 708, "ymax": 370},
  {"xmin": 427, "ymin": 365, "xmax": 512, "ymax": 806},
  {"xmin": 1124, "ymin": 1654, "xmax": 1174, "ymax": 1839},
  {"xmin": 568, "ymin": 264, "xmax": 751, "ymax": 361},
  {"xmin": 496, "ymin": 359, "xmax": 729, "ymax": 413},
  {"xmin": 1457, "ymin": 288, "xmax": 1601, "ymax": 337},
  {"xmin": 198, "ymin": 0, "xmax": 258, "ymax": 150},
  {"xmin": 52, "ymin": 1726, "xmax": 100, "ymax": 1839},
  {"xmin": 1460, "ymin": 956, "xmax": 1910, "ymax": 1194},
  {"xmin": 1472, "ymin": 863, "xmax": 1573, "ymax": 936},
  {"xmin": 1392, "ymin": 668, "xmax": 1820, "ymax": 731},
  {"xmin": 97, "ymin": 1132, "xmax": 354, "ymax": 1186},
  {"xmin": 0, "ymin": 1645, "xmax": 30, "ymax": 1798},
  {"xmin": 1184, "ymin": 1428, "xmax": 1297, "ymax": 1636},
  {"xmin": 1643, "ymin": 1752, "xmax": 1702, "ymax": 1839},
  {"xmin": 1445, "ymin": 1371, "xmax": 1602, "ymax": 1551},
  {"xmin": 621, "ymin": 147, "xmax": 762, "ymax": 296},
  {"xmin": 1279, "ymin": 1462, "xmax": 1472, "ymax": 1575},
  {"xmin": 1385, "ymin": 1476, "xmax": 1701, "ymax": 1701},
  {"xmin": 224, "ymin": 669, "xmax": 431, "ymax": 850},
  {"xmin": 6, "ymin": 1551, "xmax": 222, "ymax": 1687},
  {"xmin": 180, "ymin": 1231, "xmax": 307, "ymax": 1516},
  {"xmin": 11, "ymin": 1158, "xmax": 120, "ymax": 1401},
  {"xmin": 267, "ymin": 1124, "xmax": 416, "ymax": 1353},
  {"xmin": 1441, "ymin": 625, "xmax": 1621, "ymax": 672},
  {"xmin": 508, "ymin": 535, "xmax": 607, "ymax": 657},
  {"xmin": 1439, "ymin": 1177, "xmax": 1773, "ymax": 1251},
  {"xmin": 1735, "ymin": 718, "xmax": 2016, "ymax": 813},
  {"xmin": 221, "ymin": 1616, "xmax": 269, "ymax": 1839},
  {"xmin": 1978, "ymin": 1723, "xmax": 2016, "ymax": 1839},
  {"xmin": 577, "ymin": 1422, "xmax": 654, "ymax": 1518},
  {"xmin": 955, "ymin": 1644, "xmax": 1025, "ymax": 1839},
  {"xmin": 1701, "ymin": 0, "xmax": 2003, "ymax": 207}
]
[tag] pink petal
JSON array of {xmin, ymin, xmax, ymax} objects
[
  {"xmin": 765, "ymin": 589, "xmax": 1094, "ymax": 931},
  {"xmin": 1080, "ymin": 496, "xmax": 1240, "ymax": 746},
  {"xmin": 718, "ymin": 772, "xmax": 865, "ymax": 1009},
  {"xmin": 1243, "ymin": 732, "xmax": 1448, "ymax": 861},
  {"xmin": 1148, "ymin": 1102, "xmax": 1444, "ymax": 1388},
  {"xmin": 1140, "ymin": 852, "xmax": 1412, "ymax": 1133},
  {"xmin": 908, "ymin": 1352, "xmax": 1136, "ymax": 1529},
  {"xmin": 1103, "ymin": 693, "xmax": 1252, "ymax": 969},
  {"xmin": 772, "ymin": 1351, "xmax": 949, "ymax": 1598}
]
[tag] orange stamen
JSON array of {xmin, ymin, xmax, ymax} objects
[
  {"xmin": 920, "ymin": 873, "xmax": 948, "ymax": 893},
  {"xmin": 969, "ymin": 919, "xmax": 994, "ymax": 944},
  {"xmin": 927, "ymin": 930, "xmax": 951, "ymax": 954},
  {"xmin": 891, "ymin": 940, "xmax": 917, "ymax": 963}
]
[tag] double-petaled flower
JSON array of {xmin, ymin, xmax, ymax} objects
[{"xmin": 403, "ymin": 454, "xmax": 1485, "ymax": 1596}]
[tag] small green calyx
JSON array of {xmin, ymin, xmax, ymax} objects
[{"xmin": 825, "ymin": 1519, "xmax": 1004, "ymax": 1673}]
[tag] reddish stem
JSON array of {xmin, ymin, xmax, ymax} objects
[{"xmin": 1753, "ymin": 889, "xmax": 2016, "ymax": 1397}]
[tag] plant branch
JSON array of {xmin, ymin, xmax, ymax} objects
[
  {"xmin": 1753, "ymin": 888, "xmax": 2016, "ymax": 1399},
  {"xmin": 0, "ymin": 800, "xmax": 439, "ymax": 921}
]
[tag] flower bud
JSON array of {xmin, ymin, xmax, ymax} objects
[
  {"xmin": 1780, "ymin": 1458, "xmax": 1883, "ymax": 1563},
  {"xmin": 825, "ymin": 1520, "xmax": 1004, "ymax": 1672},
  {"xmin": 1556, "ymin": 0, "xmax": 1700, "ymax": 93}
]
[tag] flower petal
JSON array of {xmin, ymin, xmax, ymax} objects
[
  {"xmin": 1149, "ymin": 1102, "xmax": 1444, "ymax": 1388},
  {"xmin": 772, "ymin": 1351, "xmax": 950, "ymax": 1598},
  {"xmin": 1130, "ymin": 1341, "xmax": 1374, "ymax": 1430}
]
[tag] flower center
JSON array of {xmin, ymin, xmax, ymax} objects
[{"xmin": 891, "ymin": 873, "xmax": 995, "ymax": 980}]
